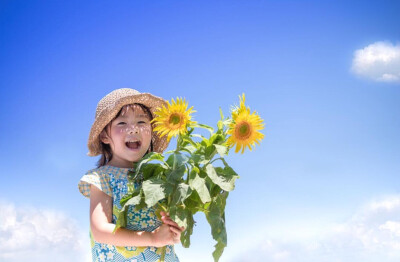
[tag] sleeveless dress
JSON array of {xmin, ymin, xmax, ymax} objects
[{"xmin": 78, "ymin": 165, "xmax": 179, "ymax": 262}]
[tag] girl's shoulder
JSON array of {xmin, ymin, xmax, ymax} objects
[
  {"xmin": 78, "ymin": 166, "xmax": 120, "ymax": 198},
  {"xmin": 79, "ymin": 165, "xmax": 133, "ymax": 198},
  {"xmin": 84, "ymin": 165, "xmax": 108, "ymax": 177},
  {"xmin": 85, "ymin": 165, "xmax": 132, "ymax": 177}
]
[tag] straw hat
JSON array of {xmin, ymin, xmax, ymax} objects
[{"xmin": 87, "ymin": 88, "xmax": 169, "ymax": 156}]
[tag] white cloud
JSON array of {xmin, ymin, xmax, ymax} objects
[
  {"xmin": 0, "ymin": 200, "xmax": 90, "ymax": 262},
  {"xmin": 351, "ymin": 41, "xmax": 400, "ymax": 83},
  {"xmin": 227, "ymin": 195, "xmax": 400, "ymax": 262}
]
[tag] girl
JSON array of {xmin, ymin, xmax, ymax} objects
[{"xmin": 78, "ymin": 88, "xmax": 184, "ymax": 262}]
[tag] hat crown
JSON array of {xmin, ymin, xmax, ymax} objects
[
  {"xmin": 88, "ymin": 88, "xmax": 169, "ymax": 156},
  {"xmin": 95, "ymin": 88, "xmax": 140, "ymax": 118}
]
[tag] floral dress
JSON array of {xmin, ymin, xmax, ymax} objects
[{"xmin": 78, "ymin": 165, "xmax": 179, "ymax": 262}]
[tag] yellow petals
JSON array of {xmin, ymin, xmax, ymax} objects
[
  {"xmin": 152, "ymin": 97, "xmax": 196, "ymax": 141},
  {"xmin": 227, "ymin": 94, "xmax": 265, "ymax": 153}
]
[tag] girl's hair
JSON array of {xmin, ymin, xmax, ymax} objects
[{"xmin": 97, "ymin": 103, "xmax": 154, "ymax": 167}]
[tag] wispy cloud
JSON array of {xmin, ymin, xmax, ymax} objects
[
  {"xmin": 351, "ymin": 41, "xmax": 400, "ymax": 83},
  {"xmin": 0, "ymin": 200, "xmax": 90, "ymax": 262},
  {"xmin": 228, "ymin": 195, "xmax": 400, "ymax": 262}
]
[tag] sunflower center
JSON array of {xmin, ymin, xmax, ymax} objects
[
  {"xmin": 235, "ymin": 121, "xmax": 252, "ymax": 140},
  {"xmin": 169, "ymin": 113, "xmax": 182, "ymax": 126}
]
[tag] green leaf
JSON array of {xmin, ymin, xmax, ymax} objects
[
  {"xmin": 209, "ymin": 134, "xmax": 225, "ymax": 146},
  {"xmin": 171, "ymin": 183, "xmax": 192, "ymax": 206},
  {"xmin": 166, "ymin": 154, "xmax": 174, "ymax": 166},
  {"xmin": 214, "ymin": 144, "xmax": 228, "ymax": 157},
  {"xmin": 216, "ymin": 191, "xmax": 229, "ymax": 212},
  {"xmin": 205, "ymin": 164, "xmax": 237, "ymax": 192},
  {"xmin": 184, "ymin": 190, "xmax": 202, "ymax": 213},
  {"xmin": 219, "ymin": 107, "xmax": 224, "ymax": 120},
  {"xmin": 122, "ymin": 194, "xmax": 142, "ymax": 207},
  {"xmin": 205, "ymin": 145, "xmax": 216, "ymax": 159},
  {"xmin": 166, "ymin": 153, "xmax": 189, "ymax": 167},
  {"xmin": 222, "ymin": 165, "xmax": 240, "ymax": 179},
  {"xmin": 142, "ymin": 179, "xmax": 166, "ymax": 207},
  {"xmin": 191, "ymin": 133, "xmax": 207, "ymax": 141},
  {"xmin": 175, "ymin": 153, "xmax": 189, "ymax": 166},
  {"xmin": 135, "ymin": 152, "xmax": 168, "ymax": 177},
  {"xmin": 163, "ymin": 181, "xmax": 175, "ymax": 196},
  {"xmin": 116, "ymin": 191, "xmax": 143, "ymax": 228},
  {"xmin": 217, "ymin": 120, "xmax": 223, "ymax": 130},
  {"xmin": 167, "ymin": 164, "xmax": 186, "ymax": 183},
  {"xmin": 120, "ymin": 190, "xmax": 140, "ymax": 207},
  {"xmin": 186, "ymin": 126, "xmax": 195, "ymax": 135},
  {"xmin": 207, "ymin": 195, "xmax": 228, "ymax": 242},
  {"xmin": 194, "ymin": 123, "xmax": 214, "ymax": 134},
  {"xmin": 191, "ymin": 154, "xmax": 208, "ymax": 165},
  {"xmin": 181, "ymin": 212, "xmax": 195, "ymax": 248},
  {"xmin": 189, "ymin": 174, "xmax": 211, "ymax": 204},
  {"xmin": 113, "ymin": 206, "xmax": 126, "ymax": 233},
  {"xmin": 182, "ymin": 144, "xmax": 197, "ymax": 154},
  {"xmin": 206, "ymin": 192, "xmax": 229, "ymax": 262},
  {"xmin": 212, "ymin": 241, "xmax": 226, "ymax": 262},
  {"xmin": 181, "ymin": 135, "xmax": 198, "ymax": 148},
  {"xmin": 165, "ymin": 150, "xmax": 175, "ymax": 154},
  {"xmin": 170, "ymin": 206, "xmax": 188, "ymax": 228},
  {"xmin": 134, "ymin": 192, "xmax": 147, "ymax": 211},
  {"xmin": 141, "ymin": 163, "xmax": 166, "ymax": 181}
]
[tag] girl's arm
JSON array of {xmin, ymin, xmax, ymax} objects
[{"xmin": 90, "ymin": 185, "xmax": 182, "ymax": 247}]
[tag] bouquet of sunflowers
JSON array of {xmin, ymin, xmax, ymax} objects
[{"xmin": 115, "ymin": 94, "xmax": 264, "ymax": 262}]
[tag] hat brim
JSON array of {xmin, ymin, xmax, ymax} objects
[{"xmin": 87, "ymin": 93, "xmax": 169, "ymax": 156}]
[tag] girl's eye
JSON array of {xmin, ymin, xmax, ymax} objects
[
  {"xmin": 138, "ymin": 121, "xmax": 146, "ymax": 124},
  {"xmin": 117, "ymin": 122, "xmax": 126, "ymax": 125}
]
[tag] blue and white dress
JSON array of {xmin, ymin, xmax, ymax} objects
[{"xmin": 78, "ymin": 165, "xmax": 179, "ymax": 262}]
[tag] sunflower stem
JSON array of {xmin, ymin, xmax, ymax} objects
[
  {"xmin": 157, "ymin": 202, "xmax": 168, "ymax": 213},
  {"xmin": 173, "ymin": 135, "xmax": 181, "ymax": 171},
  {"xmin": 160, "ymin": 246, "xmax": 166, "ymax": 261}
]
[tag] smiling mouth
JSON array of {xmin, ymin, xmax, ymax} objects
[{"xmin": 126, "ymin": 141, "xmax": 141, "ymax": 150}]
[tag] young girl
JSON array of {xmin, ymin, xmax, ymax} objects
[{"xmin": 78, "ymin": 88, "xmax": 184, "ymax": 262}]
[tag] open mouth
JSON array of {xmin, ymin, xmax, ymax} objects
[{"xmin": 126, "ymin": 141, "xmax": 141, "ymax": 150}]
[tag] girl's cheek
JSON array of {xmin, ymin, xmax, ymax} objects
[
  {"xmin": 140, "ymin": 125, "xmax": 152, "ymax": 136},
  {"xmin": 113, "ymin": 126, "xmax": 125, "ymax": 134},
  {"xmin": 139, "ymin": 125, "xmax": 150, "ymax": 131}
]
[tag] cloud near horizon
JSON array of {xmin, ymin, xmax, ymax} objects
[
  {"xmin": 230, "ymin": 195, "xmax": 400, "ymax": 262},
  {"xmin": 0, "ymin": 200, "xmax": 90, "ymax": 262},
  {"xmin": 351, "ymin": 41, "xmax": 400, "ymax": 83}
]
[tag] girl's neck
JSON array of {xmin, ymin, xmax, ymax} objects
[{"xmin": 106, "ymin": 159, "xmax": 135, "ymax": 169}]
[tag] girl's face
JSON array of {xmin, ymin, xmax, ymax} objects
[{"xmin": 101, "ymin": 105, "xmax": 152, "ymax": 168}]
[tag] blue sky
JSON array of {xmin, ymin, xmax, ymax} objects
[{"xmin": 1, "ymin": 1, "xmax": 400, "ymax": 261}]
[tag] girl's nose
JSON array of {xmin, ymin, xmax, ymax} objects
[{"xmin": 127, "ymin": 124, "xmax": 139, "ymax": 134}]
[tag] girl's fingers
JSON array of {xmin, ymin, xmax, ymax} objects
[
  {"xmin": 162, "ymin": 217, "xmax": 178, "ymax": 226},
  {"xmin": 163, "ymin": 219, "xmax": 181, "ymax": 229},
  {"xmin": 160, "ymin": 214, "xmax": 185, "ymax": 233},
  {"xmin": 169, "ymin": 226, "xmax": 182, "ymax": 235},
  {"xmin": 163, "ymin": 219, "xmax": 185, "ymax": 232}
]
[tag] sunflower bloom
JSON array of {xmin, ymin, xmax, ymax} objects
[
  {"xmin": 231, "ymin": 93, "xmax": 249, "ymax": 120},
  {"xmin": 227, "ymin": 94, "xmax": 264, "ymax": 153},
  {"xmin": 152, "ymin": 97, "xmax": 196, "ymax": 141}
]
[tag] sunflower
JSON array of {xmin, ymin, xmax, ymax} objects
[
  {"xmin": 231, "ymin": 93, "xmax": 249, "ymax": 120},
  {"xmin": 227, "ymin": 94, "xmax": 264, "ymax": 154},
  {"xmin": 152, "ymin": 97, "xmax": 196, "ymax": 141}
]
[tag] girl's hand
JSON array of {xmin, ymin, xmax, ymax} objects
[
  {"xmin": 151, "ymin": 223, "xmax": 176, "ymax": 247},
  {"xmin": 160, "ymin": 211, "xmax": 185, "ymax": 244}
]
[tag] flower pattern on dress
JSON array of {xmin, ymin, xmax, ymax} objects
[{"xmin": 79, "ymin": 165, "xmax": 179, "ymax": 262}]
